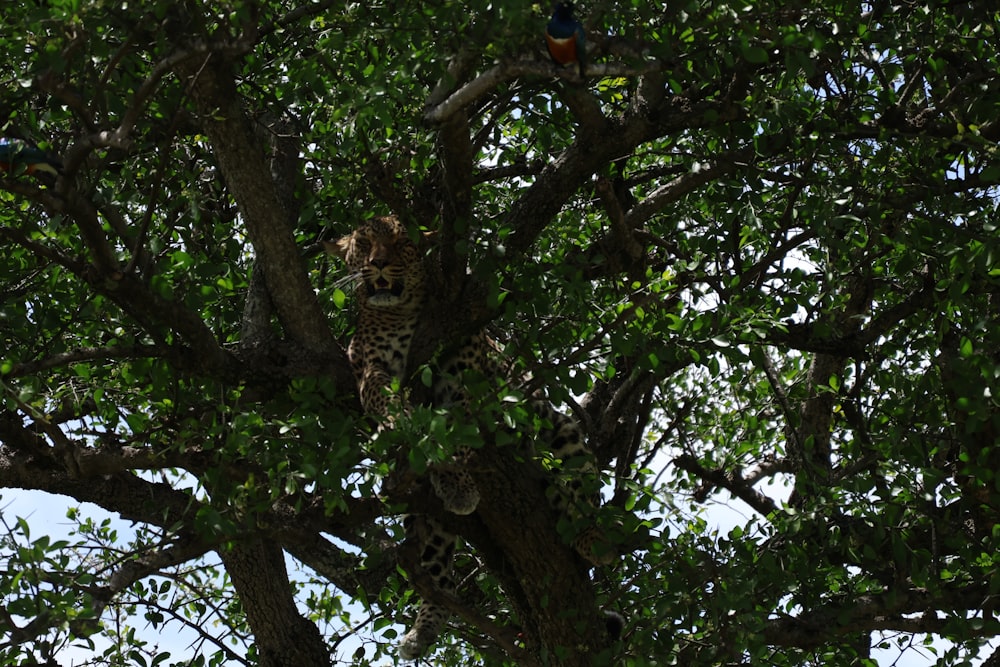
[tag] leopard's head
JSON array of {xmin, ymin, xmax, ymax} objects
[{"xmin": 327, "ymin": 216, "xmax": 432, "ymax": 309}]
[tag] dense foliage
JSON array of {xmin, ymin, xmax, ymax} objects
[{"xmin": 2, "ymin": 1, "xmax": 1000, "ymax": 665}]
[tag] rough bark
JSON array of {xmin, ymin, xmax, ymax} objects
[
  {"xmin": 177, "ymin": 51, "xmax": 338, "ymax": 359},
  {"xmin": 220, "ymin": 540, "xmax": 332, "ymax": 667},
  {"xmin": 468, "ymin": 444, "xmax": 611, "ymax": 665}
]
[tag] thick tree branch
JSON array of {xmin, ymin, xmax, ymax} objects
[
  {"xmin": 424, "ymin": 60, "xmax": 664, "ymax": 127},
  {"xmin": 0, "ymin": 440, "xmax": 199, "ymax": 534},
  {"xmin": 177, "ymin": 52, "xmax": 337, "ymax": 358},
  {"xmin": 788, "ymin": 274, "xmax": 874, "ymax": 505},
  {"xmin": 281, "ymin": 531, "xmax": 395, "ymax": 608},
  {"xmin": 504, "ymin": 94, "xmax": 743, "ymax": 260},
  {"xmin": 555, "ymin": 83, "xmax": 610, "ymax": 134},
  {"xmin": 465, "ymin": 441, "xmax": 613, "ymax": 665},
  {"xmin": 436, "ymin": 109, "xmax": 475, "ymax": 292},
  {"xmin": 219, "ymin": 540, "xmax": 332, "ymax": 667},
  {"xmin": 623, "ymin": 150, "xmax": 752, "ymax": 229}
]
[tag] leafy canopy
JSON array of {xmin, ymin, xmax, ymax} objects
[{"xmin": 2, "ymin": 1, "xmax": 1000, "ymax": 666}]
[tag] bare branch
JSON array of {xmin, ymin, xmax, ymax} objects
[
  {"xmin": 672, "ymin": 453, "xmax": 780, "ymax": 517},
  {"xmin": 424, "ymin": 59, "xmax": 664, "ymax": 126},
  {"xmin": 624, "ymin": 151, "xmax": 752, "ymax": 229}
]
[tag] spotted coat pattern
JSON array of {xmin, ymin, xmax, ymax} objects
[{"xmin": 327, "ymin": 216, "xmax": 608, "ymax": 661}]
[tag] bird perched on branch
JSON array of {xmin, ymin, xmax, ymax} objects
[
  {"xmin": 545, "ymin": 1, "xmax": 586, "ymax": 77},
  {"xmin": 0, "ymin": 139, "xmax": 63, "ymax": 179}
]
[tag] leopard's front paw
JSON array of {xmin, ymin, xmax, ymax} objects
[{"xmin": 429, "ymin": 467, "xmax": 480, "ymax": 515}]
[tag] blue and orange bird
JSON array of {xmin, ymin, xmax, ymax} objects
[
  {"xmin": 545, "ymin": 2, "xmax": 586, "ymax": 77},
  {"xmin": 0, "ymin": 139, "xmax": 63, "ymax": 179}
]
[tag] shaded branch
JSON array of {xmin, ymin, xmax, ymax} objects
[
  {"xmin": 0, "ymin": 438, "xmax": 200, "ymax": 534},
  {"xmin": 436, "ymin": 109, "xmax": 475, "ymax": 292},
  {"xmin": 594, "ymin": 176, "xmax": 644, "ymax": 280},
  {"xmin": 764, "ymin": 273, "xmax": 936, "ymax": 358},
  {"xmin": 177, "ymin": 51, "xmax": 338, "ymax": 358},
  {"xmin": 5, "ymin": 344, "xmax": 163, "ymax": 378},
  {"xmin": 2, "ymin": 204, "xmax": 237, "ymax": 379},
  {"xmin": 623, "ymin": 150, "xmax": 753, "ymax": 229},
  {"xmin": 787, "ymin": 274, "xmax": 874, "ymax": 506},
  {"xmin": 761, "ymin": 583, "xmax": 998, "ymax": 649},
  {"xmin": 504, "ymin": 94, "xmax": 743, "ymax": 260},
  {"xmin": 281, "ymin": 530, "xmax": 395, "ymax": 607},
  {"xmin": 90, "ymin": 535, "xmax": 214, "ymax": 621},
  {"xmin": 424, "ymin": 59, "xmax": 664, "ymax": 127},
  {"xmin": 219, "ymin": 539, "xmax": 332, "ymax": 667},
  {"xmin": 555, "ymin": 83, "xmax": 610, "ymax": 134}
]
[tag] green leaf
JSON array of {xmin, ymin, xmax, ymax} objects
[
  {"xmin": 741, "ymin": 45, "xmax": 770, "ymax": 64},
  {"xmin": 332, "ymin": 288, "xmax": 347, "ymax": 309}
]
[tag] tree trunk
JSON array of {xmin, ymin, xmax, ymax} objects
[
  {"xmin": 219, "ymin": 540, "xmax": 331, "ymax": 667},
  {"xmin": 470, "ymin": 443, "xmax": 613, "ymax": 666}
]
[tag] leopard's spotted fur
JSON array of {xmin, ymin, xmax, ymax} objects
[{"xmin": 327, "ymin": 215, "xmax": 611, "ymax": 660}]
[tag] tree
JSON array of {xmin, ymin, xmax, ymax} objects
[{"xmin": 2, "ymin": 0, "xmax": 1000, "ymax": 665}]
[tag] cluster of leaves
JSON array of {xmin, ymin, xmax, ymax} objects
[{"xmin": 2, "ymin": 0, "xmax": 1000, "ymax": 666}]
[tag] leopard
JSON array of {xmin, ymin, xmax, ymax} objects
[{"xmin": 326, "ymin": 215, "xmax": 612, "ymax": 661}]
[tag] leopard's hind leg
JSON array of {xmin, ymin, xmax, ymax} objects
[{"xmin": 398, "ymin": 514, "xmax": 457, "ymax": 660}]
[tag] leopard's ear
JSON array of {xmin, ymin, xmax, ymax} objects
[{"xmin": 322, "ymin": 237, "xmax": 352, "ymax": 260}]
